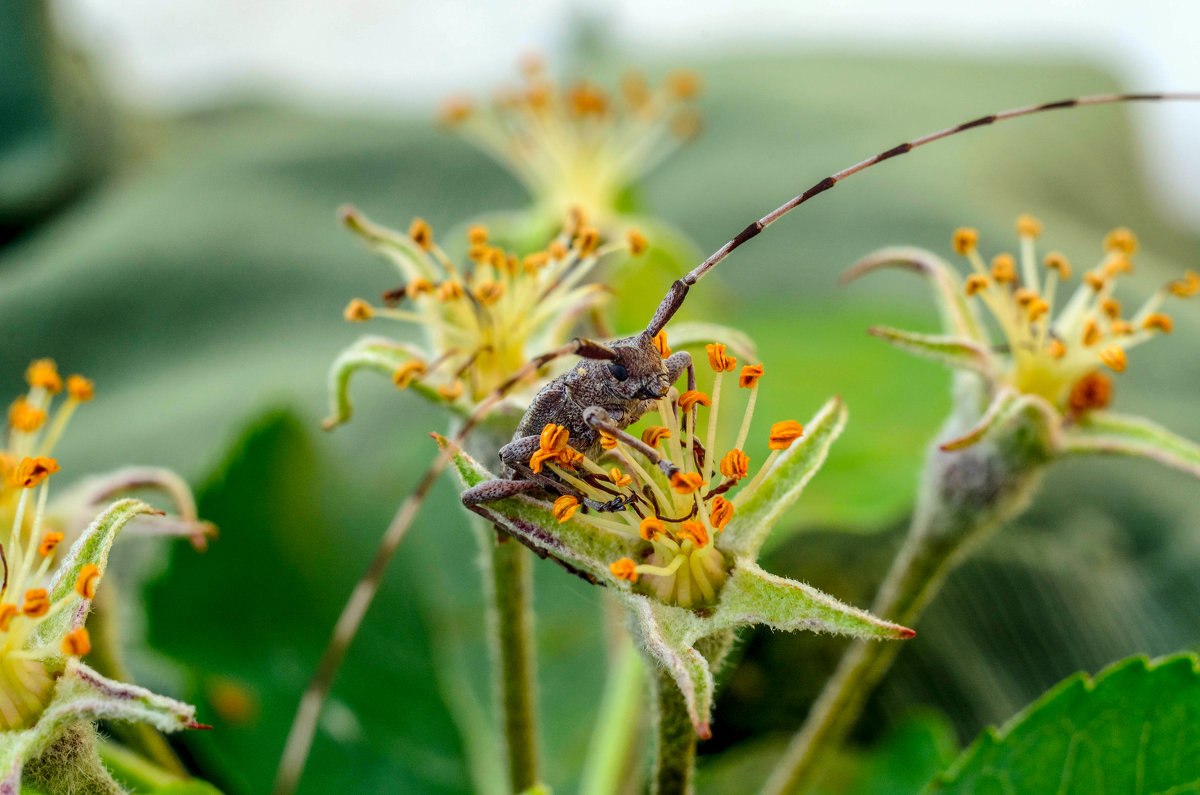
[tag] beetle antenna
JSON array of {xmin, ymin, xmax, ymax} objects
[{"xmin": 645, "ymin": 91, "xmax": 1200, "ymax": 335}]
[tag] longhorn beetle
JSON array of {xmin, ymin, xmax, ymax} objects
[{"xmin": 460, "ymin": 91, "xmax": 1200, "ymax": 523}]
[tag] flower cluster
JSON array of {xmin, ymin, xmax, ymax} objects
[
  {"xmin": 439, "ymin": 57, "xmax": 702, "ymax": 230},
  {"xmin": 327, "ymin": 209, "xmax": 649, "ymax": 427}
]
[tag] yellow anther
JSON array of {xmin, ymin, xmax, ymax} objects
[
  {"xmin": 678, "ymin": 391, "xmax": 711, "ymax": 412},
  {"xmin": 344, "ymin": 298, "xmax": 373, "ymax": 321},
  {"xmin": 1047, "ymin": 338, "xmax": 1067, "ymax": 359},
  {"xmin": 437, "ymin": 280, "xmax": 465, "ymax": 301},
  {"xmin": 1104, "ymin": 227, "xmax": 1138, "ymax": 254},
  {"xmin": 1016, "ymin": 214, "xmax": 1043, "ymax": 238},
  {"xmin": 1098, "ymin": 346, "xmax": 1127, "ymax": 372},
  {"xmin": 37, "ymin": 531, "xmax": 64, "ymax": 557},
  {"xmin": 705, "ymin": 343, "xmax": 737, "ymax": 373},
  {"xmin": 75, "ymin": 564, "xmax": 101, "ymax": 599},
  {"xmin": 666, "ymin": 70, "xmax": 702, "ymax": 99},
  {"xmin": 1044, "ymin": 252, "xmax": 1072, "ymax": 280},
  {"xmin": 1068, "ymin": 371, "xmax": 1113, "ymax": 413},
  {"xmin": 8, "ymin": 399, "xmax": 47, "ymax": 433},
  {"xmin": 720, "ymin": 449, "xmax": 749, "ymax": 480},
  {"xmin": 1110, "ymin": 319, "xmax": 1133, "ymax": 336},
  {"xmin": 437, "ymin": 97, "xmax": 472, "ymax": 126},
  {"xmin": 522, "ymin": 252, "xmax": 551, "ymax": 273},
  {"xmin": 653, "ymin": 330, "xmax": 670, "ymax": 358},
  {"xmin": 952, "ymin": 227, "xmax": 979, "ymax": 255},
  {"xmin": 739, "ymin": 364, "xmax": 764, "ymax": 389},
  {"xmin": 671, "ymin": 112, "xmax": 702, "ymax": 139},
  {"xmin": 552, "ymin": 495, "xmax": 580, "ymax": 523},
  {"xmin": 408, "ymin": 218, "xmax": 433, "ymax": 251},
  {"xmin": 576, "ymin": 226, "xmax": 601, "ymax": 256},
  {"xmin": 710, "ymin": 496, "xmax": 734, "ymax": 530},
  {"xmin": 1105, "ymin": 256, "xmax": 1133, "ymax": 277},
  {"xmin": 1169, "ymin": 270, "xmax": 1200, "ymax": 298},
  {"xmin": 540, "ymin": 424, "xmax": 570, "ymax": 453},
  {"xmin": 678, "ymin": 520, "xmax": 709, "ymax": 547},
  {"xmin": 407, "ymin": 278, "xmax": 435, "ymax": 299},
  {"xmin": 66, "ymin": 375, "xmax": 95, "ymax": 403},
  {"xmin": 392, "ymin": 360, "xmax": 427, "ymax": 389},
  {"xmin": 622, "ymin": 71, "xmax": 651, "ymax": 108},
  {"xmin": 1081, "ymin": 319, "xmax": 1102, "ymax": 347},
  {"xmin": 548, "ymin": 241, "xmax": 568, "ymax": 260},
  {"xmin": 62, "ymin": 627, "xmax": 91, "ymax": 657},
  {"xmin": 467, "ymin": 224, "xmax": 489, "ymax": 245},
  {"xmin": 599, "ymin": 431, "xmax": 618, "ymax": 451},
  {"xmin": 568, "ymin": 82, "xmax": 609, "ymax": 116},
  {"xmin": 610, "ymin": 558, "xmax": 639, "ymax": 582},
  {"xmin": 474, "ymin": 279, "xmax": 505, "ymax": 306},
  {"xmin": 485, "ymin": 247, "xmax": 506, "ymax": 270},
  {"xmin": 608, "ymin": 467, "xmax": 632, "ymax": 487},
  {"xmin": 1013, "ymin": 287, "xmax": 1038, "ymax": 308},
  {"xmin": 1101, "ymin": 299, "xmax": 1122, "ymax": 319},
  {"xmin": 25, "ymin": 359, "xmax": 62, "ymax": 393},
  {"xmin": 964, "ymin": 273, "xmax": 990, "ymax": 296},
  {"xmin": 21, "ymin": 589, "xmax": 49, "ymax": 618},
  {"xmin": 437, "ymin": 380, "xmax": 465, "ymax": 401},
  {"xmin": 1027, "ymin": 299, "xmax": 1050, "ymax": 323},
  {"xmin": 504, "ymin": 254, "xmax": 521, "ymax": 276},
  {"xmin": 627, "ymin": 228, "xmax": 649, "ymax": 257},
  {"xmin": 13, "ymin": 457, "xmax": 59, "ymax": 489},
  {"xmin": 468, "ymin": 243, "xmax": 489, "ymax": 262},
  {"xmin": 642, "ymin": 426, "xmax": 672, "ymax": 449},
  {"xmin": 0, "ymin": 604, "xmax": 17, "ymax": 632},
  {"xmin": 669, "ymin": 471, "xmax": 704, "ymax": 495},
  {"xmin": 1084, "ymin": 271, "xmax": 1106, "ymax": 291},
  {"xmin": 1143, "ymin": 313, "xmax": 1174, "ymax": 333},
  {"xmin": 768, "ymin": 420, "xmax": 805, "ymax": 450},
  {"xmin": 639, "ymin": 517, "xmax": 664, "ymax": 541},
  {"xmin": 990, "ymin": 254, "xmax": 1017, "ymax": 284}
]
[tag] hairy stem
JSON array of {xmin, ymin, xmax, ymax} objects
[
  {"xmin": 653, "ymin": 663, "xmax": 697, "ymax": 795},
  {"xmin": 580, "ymin": 639, "xmax": 645, "ymax": 795},
  {"xmin": 762, "ymin": 398, "xmax": 1049, "ymax": 795},
  {"xmin": 490, "ymin": 537, "xmax": 541, "ymax": 792}
]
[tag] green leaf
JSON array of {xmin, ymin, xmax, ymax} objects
[
  {"xmin": 927, "ymin": 654, "xmax": 1200, "ymax": 794},
  {"xmin": 323, "ymin": 335, "xmax": 456, "ymax": 429},
  {"xmin": 1061, "ymin": 410, "xmax": 1200, "ymax": 479},
  {"xmin": 865, "ymin": 327, "xmax": 996, "ymax": 379}
]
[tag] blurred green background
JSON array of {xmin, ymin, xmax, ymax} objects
[{"xmin": 3, "ymin": 5, "xmax": 1200, "ymax": 794}]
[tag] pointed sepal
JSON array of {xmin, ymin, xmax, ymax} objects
[
  {"xmin": 339, "ymin": 205, "xmax": 438, "ymax": 282},
  {"xmin": 721, "ymin": 396, "xmax": 848, "ymax": 558},
  {"xmin": 1061, "ymin": 411, "xmax": 1200, "ymax": 479},
  {"xmin": 323, "ymin": 336, "xmax": 459, "ymax": 429},
  {"xmin": 842, "ymin": 247, "xmax": 984, "ymax": 340},
  {"xmin": 867, "ymin": 327, "xmax": 997, "ymax": 380}
]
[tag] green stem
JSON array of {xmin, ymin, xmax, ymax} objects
[
  {"xmin": 580, "ymin": 640, "xmax": 645, "ymax": 795},
  {"xmin": 491, "ymin": 536, "xmax": 541, "ymax": 792},
  {"xmin": 761, "ymin": 398, "xmax": 1050, "ymax": 795},
  {"xmin": 653, "ymin": 663, "xmax": 697, "ymax": 795}
]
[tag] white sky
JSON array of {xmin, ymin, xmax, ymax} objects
[{"xmin": 51, "ymin": 0, "xmax": 1200, "ymax": 224}]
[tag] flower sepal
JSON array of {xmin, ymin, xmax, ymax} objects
[{"xmin": 1060, "ymin": 410, "xmax": 1200, "ymax": 479}]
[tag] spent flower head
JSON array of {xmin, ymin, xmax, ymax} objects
[
  {"xmin": 441, "ymin": 342, "xmax": 912, "ymax": 734},
  {"xmin": 326, "ymin": 208, "xmax": 651, "ymax": 428},
  {"xmin": 439, "ymin": 56, "xmax": 702, "ymax": 231},
  {"xmin": 846, "ymin": 218, "xmax": 1200, "ymax": 475}
]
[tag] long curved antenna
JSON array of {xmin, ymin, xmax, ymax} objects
[{"xmin": 645, "ymin": 91, "xmax": 1200, "ymax": 335}]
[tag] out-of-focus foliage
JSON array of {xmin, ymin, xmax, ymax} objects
[{"xmin": 3, "ymin": 37, "xmax": 1200, "ymax": 794}]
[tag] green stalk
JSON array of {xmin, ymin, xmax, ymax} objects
[
  {"xmin": 762, "ymin": 393, "xmax": 1051, "ymax": 795},
  {"xmin": 490, "ymin": 536, "xmax": 541, "ymax": 792},
  {"xmin": 652, "ymin": 662, "xmax": 697, "ymax": 795},
  {"xmin": 580, "ymin": 640, "xmax": 645, "ymax": 795}
]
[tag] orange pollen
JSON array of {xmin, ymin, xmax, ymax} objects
[
  {"xmin": 437, "ymin": 281, "xmax": 465, "ymax": 301},
  {"xmin": 0, "ymin": 604, "xmax": 17, "ymax": 632},
  {"xmin": 37, "ymin": 531, "xmax": 64, "ymax": 557},
  {"xmin": 622, "ymin": 71, "xmax": 651, "ymax": 107},
  {"xmin": 437, "ymin": 97, "xmax": 472, "ymax": 125},
  {"xmin": 474, "ymin": 279, "xmax": 505, "ymax": 306},
  {"xmin": 669, "ymin": 471, "xmax": 704, "ymax": 495},
  {"xmin": 25, "ymin": 359, "xmax": 62, "ymax": 393},
  {"xmin": 14, "ymin": 457, "xmax": 59, "ymax": 489},
  {"xmin": 1101, "ymin": 299, "xmax": 1122, "ymax": 319},
  {"xmin": 990, "ymin": 255, "xmax": 1017, "ymax": 283},
  {"xmin": 610, "ymin": 558, "xmax": 639, "ymax": 582},
  {"xmin": 539, "ymin": 424, "xmax": 570, "ymax": 453},
  {"xmin": 627, "ymin": 229, "xmax": 649, "ymax": 257},
  {"xmin": 671, "ymin": 112, "xmax": 702, "ymax": 139},
  {"xmin": 552, "ymin": 495, "xmax": 580, "ymax": 523},
  {"xmin": 720, "ymin": 449, "xmax": 749, "ymax": 480},
  {"xmin": 768, "ymin": 421, "xmax": 805, "ymax": 450},
  {"xmin": 639, "ymin": 516, "xmax": 665, "ymax": 541},
  {"xmin": 1081, "ymin": 319, "xmax": 1102, "ymax": 347},
  {"xmin": 407, "ymin": 279, "xmax": 434, "ymax": 299},
  {"xmin": 21, "ymin": 589, "xmax": 49, "ymax": 618},
  {"xmin": 1027, "ymin": 299, "xmax": 1051, "ymax": 323},
  {"xmin": 1069, "ymin": 371, "xmax": 1113, "ymax": 413},
  {"xmin": 642, "ymin": 426, "xmax": 671, "ymax": 449},
  {"xmin": 653, "ymin": 331, "xmax": 671, "ymax": 358},
  {"xmin": 1047, "ymin": 339, "xmax": 1067, "ymax": 359},
  {"xmin": 66, "ymin": 375, "xmax": 95, "ymax": 402},
  {"xmin": 705, "ymin": 343, "xmax": 737, "ymax": 373},
  {"xmin": 1104, "ymin": 227, "xmax": 1138, "ymax": 254},
  {"xmin": 608, "ymin": 467, "xmax": 632, "ymax": 487},
  {"xmin": 1085, "ymin": 271, "xmax": 1106, "ymax": 291},
  {"xmin": 8, "ymin": 399, "xmax": 47, "ymax": 433},
  {"xmin": 568, "ymin": 83, "xmax": 609, "ymax": 116},
  {"xmin": 1110, "ymin": 319, "xmax": 1133, "ymax": 336},
  {"xmin": 344, "ymin": 298, "xmax": 373, "ymax": 321},
  {"xmin": 599, "ymin": 431, "xmax": 618, "ymax": 451},
  {"xmin": 739, "ymin": 364, "xmax": 765, "ymax": 389},
  {"xmin": 1044, "ymin": 253, "xmax": 1072, "ymax": 279},
  {"xmin": 1098, "ymin": 346, "xmax": 1127, "ymax": 372},
  {"xmin": 76, "ymin": 563, "xmax": 101, "ymax": 599},
  {"xmin": 710, "ymin": 496, "xmax": 734, "ymax": 530},
  {"xmin": 548, "ymin": 241, "xmax": 568, "ymax": 260},
  {"xmin": 678, "ymin": 520, "xmax": 709, "ymax": 547},
  {"xmin": 1015, "ymin": 214, "xmax": 1043, "ymax": 238},
  {"xmin": 437, "ymin": 380, "xmax": 465, "ymax": 401},
  {"xmin": 392, "ymin": 361, "xmax": 427, "ymax": 389},
  {"xmin": 1143, "ymin": 313, "xmax": 1174, "ymax": 333},
  {"xmin": 522, "ymin": 252, "xmax": 551, "ymax": 273},
  {"xmin": 408, "ymin": 218, "xmax": 433, "ymax": 250},
  {"xmin": 964, "ymin": 273, "xmax": 990, "ymax": 296},
  {"xmin": 1013, "ymin": 287, "xmax": 1037, "ymax": 308},
  {"xmin": 952, "ymin": 227, "xmax": 978, "ymax": 255},
  {"xmin": 678, "ymin": 390, "xmax": 711, "ymax": 412},
  {"xmin": 576, "ymin": 227, "xmax": 601, "ymax": 256},
  {"xmin": 666, "ymin": 70, "xmax": 702, "ymax": 99},
  {"xmin": 1105, "ymin": 256, "xmax": 1133, "ymax": 277},
  {"xmin": 467, "ymin": 224, "xmax": 489, "ymax": 245},
  {"xmin": 1169, "ymin": 270, "xmax": 1200, "ymax": 298},
  {"xmin": 62, "ymin": 627, "xmax": 91, "ymax": 657}
]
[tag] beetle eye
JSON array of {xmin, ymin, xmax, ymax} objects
[{"xmin": 608, "ymin": 362, "xmax": 629, "ymax": 381}]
